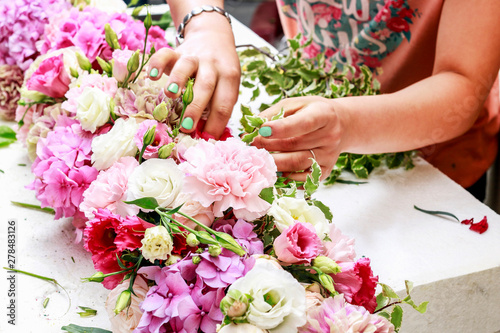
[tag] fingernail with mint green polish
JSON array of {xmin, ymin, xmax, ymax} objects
[
  {"xmin": 167, "ymin": 82, "xmax": 179, "ymax": 94},
  {"xmin": 149, "ymin": 67, "xmax": 159, "ymax": 78},
  {"xmin": 259, "ymin": 126, "xmax": 272, "ymax": 137},
  {"xmin": 181, "ymin": 117, "xmax": 194, "ymax": 130}
]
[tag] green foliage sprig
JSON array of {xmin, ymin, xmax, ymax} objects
[{"xmin": 238, "ymin": 35, "xmax": 416, "ymax": 184}]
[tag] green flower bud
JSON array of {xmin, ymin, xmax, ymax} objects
[
  {"xmin": 196, "ymin": 231, "xmax": 218, "ymax": 245},
  {"xmin": 165, "ymin": 255, "xmax": 182, "ymax": 266},
  {"xmin": 114, "ymin": 289, "xmax": 132, "ymax": 315},
  {"xmin": 82, "ymin": 271, "xmax": 105, "ymax": 283},
  {"xmin": 76, "ymin": 52, "xmax": 92, "ymax": 71},
  {"xmin": 69, "ymin": 67, "xmax": 79, "ymax": 78},
  {"xmin": 186, "ymin": 233, "xmax": 200, "ymax": 247},
  {"xmin": 158, "ymin": 143, "xmax": 175, "ymax": 159},
  {"xmin": 192, "ymin": 255, "xmax": 202, "ymax": 265},
  {"xmin": 143, "ymin": 125, "xmax": 157, "ymax": 146},
  {"xmin": 104, "ymin": 23, "xmax": 121, "ymax": 50},
  {"xmin": 182, "ymin": 79, "xmax": 194, "ymax": 105},
  {"xmin": 153, "ymin": 102, "xmax": 169, "ymax": 122},
  {"xmin": 220, "ymin": 290, "xmax": 250, "ymax": 319},
  {"xmin": 214, "ymin": 231, "xmax": 246, "ymax": 256},
  {"xmin": 131, "ymin": 5, "xmax": 144, "ymax": 17},
  {"xmin": 127, "ymin": 50, "xmax": 141, "ymax": 75},
  {"xmin": 96, "ymin": 56, "xmax": 112, "ymax": 74},
  {"xmin": 208, "ymin": 244, "xmax": 222, "ymax": 257},
  {"xmin": 109, "ymin": 98, "xmax": 117, "ymax": 121},
  {"xmin": 313, "ymin": 256, "xmax": 342, "ymax": 274},
  {"xmin": 144, "ymin": 11, "xmax": 152, "ymax": 30},
  {"xmin": 318, "ymin": 273, "xmax": 336, "ymax": 295}
]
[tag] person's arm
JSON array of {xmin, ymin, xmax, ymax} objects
[
  {"xmin": 148, "ymin": 1, "xmax": 240, "ymax": 139},
  {"xmin": 253, "ymin": 0, "xmax": 500, "ymax": 181}
]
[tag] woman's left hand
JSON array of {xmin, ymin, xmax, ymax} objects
[{"xmin": 251, "ymin": 96, "xmax": 345, "ymax": 181}]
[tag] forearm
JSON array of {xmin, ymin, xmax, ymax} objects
[{"xmin": 336, "ymin": 71, "xmax": 493, "ymax": 154}]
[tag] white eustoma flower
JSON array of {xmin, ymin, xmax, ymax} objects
[
  {"xmin": 227, "ymin": 260, "xmax": 306, "ymax": 333},
  {"xmin": 76, "ymin": 86, "xmax": 111, "ymax": 133},
  {"xmin": 127, "ymin": 158, "xmax": 183, "ymax": 209},
  {"xmin": 267, "ymin": 196, "xmax": 330, "ymax": 239},
  {"xmin": 91, "ymin": 117, "xmax": 139, "ymax": 170},
  {"xmin": 140, "ymin": 226, "xmax": 173, "ymax": 263},
  {"xmin": 88, "ymin": 0, "xmax": 127, "ymax": 13}
]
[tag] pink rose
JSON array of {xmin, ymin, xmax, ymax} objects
[
  {"xmin": 274, "ymin": 222, "xmax": 322, "ymax": 264},
  {"xmin": 112, "ymin": 49, "xmax": 135, "ymax": 83},
  {"xmin": 330, "ymin": 257, "xmax": 379, "ymax": 313},
  {"xmin": 26, "ymin": 54, "xmax": 71, "ymax": 98},
  {"xmin": 105, "ymin": 276, "xmax": 149, "ymax": 333},
  {"xmin": 179, "ymin": 138, "xmax": 277, "ymax": 220},
  {"xmin": 80, "ymin": 156, "xmax": 140, "ymax": 219}
]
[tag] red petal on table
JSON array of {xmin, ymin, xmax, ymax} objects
[
  {"xmin": 469, "ymin": 216, "xmax": 488, "ymax": 234},
  {"xmin": 461, "ymin": 218, "xmax": 474, "ymax": 225}
]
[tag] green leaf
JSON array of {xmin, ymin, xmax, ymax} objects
[
  {"xmin": 241, "ymin": 130, "xmax": 259, "ymax": 144},
  {"xmin": 271, "ymin": 108, "xmax": 285, "ymax": 121},
  {"xmin": 309, "ymin": 199, "xmax": 333, "ymax": 222},
  {"xmin": 390, "ymin": 305, "xmax": 403, "ymax": 330},
  {"xmin": 259, "ymin": 187, "xmax": 275, "ymax": 204},
  {"xmin": 304, "ymin": 160, "xmax": 321, "ymax": 197},
  {"xmin": 288, "ymin": 38, "xmax": 300, "ymax": 51},
  {"xmin": 335, "ymin": 179, "xmax": 368, "ymax": 185},
  {"xmin": 124, "ymin": 197, "xmax": 159, "ymax": 210},
  {"xmin": 77, "ymin": 306, "xmax": 97, "ymax": 318},
  {"xmin": 11, "ymin": 201, "xmax": 55, "ymax": 215},
  {"xmin": 404, "ymin": 298, "xmax": 429, "ymax": 313},
  {"xmin": 61, "ymin": 324, "xmax": 112, "ymax": 333},
  {"xmin": 245, "ymin": 115, "xmax": 266, "ymax": 128},
  {"xmin": 0, "ymin": 125, "xmax": 17, "ymax": 147},
  {"xmin": 251, "ymin": 87, "xmax": 261, "ymax": 101},
  {"xmin": 377, "ymin": 311, "xmax": 391, "ymax": 320},
  {"xmin": 375, "ymin": 292, "xmax": 390, "ymax": 311},
  {"xmin": 380, "ymin": 283, "xmax": 400, "ymax": 299},
  {"xmin": 413, "ymin": 205, "xmax": 460, "ymax": 222},
  {"xmin": 239, "ymin": 48, "xmax": 263, "ymax": 58},
  {"xmin": 405, "ymin": 280, "xmax": 414, "ymax": 295},
  {"xmin": 241, "ymin": 81, "xmax": 255, "ymax": 88}
]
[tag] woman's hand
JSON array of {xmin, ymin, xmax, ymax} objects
[
  {"xmin": 148, "ymin": 10, "xmax": 240, "ymax": 139},
  {"xmin": 252, "ymin": 96, "xmax": 345, "ymax": 181}
]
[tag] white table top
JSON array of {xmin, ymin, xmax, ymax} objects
[{"xmin": 1, "ymin": 16, "xmax": 499, "ymax": 333}]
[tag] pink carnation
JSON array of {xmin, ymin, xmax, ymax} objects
[
  {"xmin": 0, "ymin": 64, "xmax": 23, "ymax": 120},
  {"xmin": 299, "ymin": 294, "xmax": 394, "ymax": 333},
  {"xmin": 330, "ymin": 257, "xmax": 379, "ymax": 313},
  {"xmin": 26, "ymin": 54, "xmax": 71, "ymax": 98},
  {"xmin": 80, "ymin": 156, "xmax": 140, "ymax": 219},
  {"xmin": 179, "ymin": 138, "xmax": 277, "ymax": 221},
  {"xmin": 274, "ymin": 222, "xmax": 322, "ymax": 264},
  {"xmin": 134, "ymin": 119, "xmax": 173, "ymax": 159}
]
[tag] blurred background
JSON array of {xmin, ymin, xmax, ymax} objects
[{"xmin": 125, "ymin": 0, "xmax": 284, "ymax": 47}]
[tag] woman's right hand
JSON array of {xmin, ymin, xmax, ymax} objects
[{"xmin": 148, "ymin": 6, "xmax": 240, "ymax": 139}]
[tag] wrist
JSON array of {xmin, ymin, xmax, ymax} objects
[{"xmin": 175, "ymin": 5, "xmax": 232, "ymax": 44}]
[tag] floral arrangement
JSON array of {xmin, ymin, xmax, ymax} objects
[{"xmin": 7, "ymin": 4, "xmax": 427, "ymax": 333}]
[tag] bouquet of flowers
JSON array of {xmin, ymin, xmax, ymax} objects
[{"xmin": 12, "ymin": 5, "xmax": 426, "ymax": 333}]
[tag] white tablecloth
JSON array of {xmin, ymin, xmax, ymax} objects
[{"xmin": 1, "ymin": 17, "xmax": 499, "ymax": 333}]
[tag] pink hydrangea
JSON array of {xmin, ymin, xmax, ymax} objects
[
  {"xmin": 26, "ymin": 54, "xmax": 71, "ymax": 98},
  {"xmin": 0, "ymin": 64, "xmax": 23, "ymax": 120},
  {"xmin": 213, "ymin": 219, "xmax": 264, "ymax": 255},
  {"xmin": 28, "ymin": 122, "xmax": 98, "ymax": 221},
  {"xmin": 330, "ymin": 257, "xmax": 379, "ymax": 313},
  {"xmin": 39, "ymin": 7, "xmax": 170, "ymax": 64},
  {"xmin": 134, "ymin": 119, "xmax": 173, "ymax": 159},
  {"xmin": 274, "ymin": 222, "xmax": 322, "ymax": 264},
  {"xmin": 299, "ymin": 294, "xmax": 394, "ymax": 333},
  {"xmin": 80, "ymin": 156, "xmax": 140, "ymax": 219},
  {"xmin": 0, "ymin": 0, "xmax": 71, "ymax": 70},
  {"xmin": 180, "ymin": 138, "xmax": 277, "ymax": 220}
]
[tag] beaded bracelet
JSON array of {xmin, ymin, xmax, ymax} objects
[{"xmin": 176, "ymin": 5, "xmax": 232, "ymax": 45}]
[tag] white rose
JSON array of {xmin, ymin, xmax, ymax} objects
[
  {"xmin": 219, "ymin": 323, "xmax": 267, "ymax": 333},
  {"xmin": 267, "ymin": 197, "xmax": 330, "ymax": 239},
  {"xmin": 127, "ymin": 158, "xmax": 183, "ymax": 208},
  {"xmin": 140, "ymin": 226, "xmax": 173, "ymax": 263},
  {"xmin": 91, "ymin": 117, "xmax": 139, "ymax": 170},
  {"xmin": 227, "ymin": 260, "xmax": 306, "ymax": 333},
  {"xmin": 76, "ymin": 86, "xmax": 111, "ymax": 132}
]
